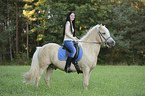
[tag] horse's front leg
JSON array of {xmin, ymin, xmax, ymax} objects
[{"xmin": 83, "ymin": 68, "xmax": 90, "ymax": 90}]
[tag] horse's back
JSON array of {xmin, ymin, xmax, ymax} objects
[
  {"xmin": 41, "ymin": 43, "xmax": 61, "ymax": 55},
  {"xmin": 42, "ymin": 43, "xmax": 60, "ymax": 48},
  {"xmin": 38, "ymin": 43, "xmax": 60, "ymax": 64}
]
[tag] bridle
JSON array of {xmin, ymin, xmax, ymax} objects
[
  {"xmin": 97, "ymin": 29, "xmax": 111, "ymax": 45},
  {"xmin": 78, "ymin": 27, "xmax": 111, "ymax": 45}
]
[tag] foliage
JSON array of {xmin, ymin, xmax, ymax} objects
[
  {"xmin": 98, "ymin": 1, "xmax": 145, "ymax": 64},
  {"xmin": 0, "ymin": 0, "xmax": 145, "ymax": 65}
]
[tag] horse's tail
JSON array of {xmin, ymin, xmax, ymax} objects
[{"xmin": 23, "ymin": 47, "xmax": 41, "ymax": 84}]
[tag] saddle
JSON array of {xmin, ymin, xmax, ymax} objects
[
  {"xmin": 62, "ymin": 42, "xmax": 83, "ymax": 74},
  {"xmin": 58, "ymin": 42, "xmax": 83, "ymax": 61},
  {"xmin": 62, "ymin": 42, "xmax": 79, "ymax": 61}
]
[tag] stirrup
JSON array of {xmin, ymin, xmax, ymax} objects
[
  {"xmin": 65, "ymin": 68, "xmax": 72, "ymax": 73},
  {"xmin": 74, "ymin": 62, "xmax": 83, "ymax": 74},
  {"xmin": 75, "ymin": 66, "xmax": 83, "ymax": 74}
]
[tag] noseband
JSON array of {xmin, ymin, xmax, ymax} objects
[{"xmin": 97, "ymin": 28, "xmax": 111, "ymax": 45}]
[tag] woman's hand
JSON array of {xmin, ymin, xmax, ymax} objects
[{"xmin": 74, "ymin": 37, "xmax": 79, "ymax": 42}]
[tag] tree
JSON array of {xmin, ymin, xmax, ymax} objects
[
  {"xmin": 15, "ymin": 1, "xmax": 19, "ymax": 59},
  {"xmin": 23, "ymin": 0, "xmax": 37, "ymax": 59},
  {"xmin": 99, "ymin": 0, "xmax": 145, "ymax": 64},
  {"xmin": 0, "ymin": 0, "xmax": 145, "ymax": 65},
  {"xmin": 7, "ymin": 0, "xmax": 13, "ymax": 62}
]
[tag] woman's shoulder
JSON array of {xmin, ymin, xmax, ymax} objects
[{"xmin": 66, "ymin": 21, "xmax": 70, "ymax": 25}]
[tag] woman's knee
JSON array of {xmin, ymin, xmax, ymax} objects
[{"xmin": 71, "ymin": 48, "xmax": 76, "ymax": 57}]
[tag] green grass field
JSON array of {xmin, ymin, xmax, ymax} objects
[{"xmin": 0, "ymin": 65, "xmax": 145, "ymax": 96}]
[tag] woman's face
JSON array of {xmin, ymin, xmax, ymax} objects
[{"xmin": 70, "ymin": 13, "xmax": 75, "ymax": 21}]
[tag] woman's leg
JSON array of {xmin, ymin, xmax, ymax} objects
[
  {"xmin": 63, "ymin": 41, "xmax": 76, "ymax": 58},
  {"xmin": 63, "ymin": 41, "xmax": 76, "ymax": 73}
]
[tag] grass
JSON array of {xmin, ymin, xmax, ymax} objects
[{"xmin": 0, "ymin": 65, "xmax": 145, "ymax": 96}]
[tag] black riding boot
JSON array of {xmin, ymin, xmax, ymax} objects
[
  {"xmin": 65, "ymin": 56, "xmax": 73, "ymax": 73},
  {"xmin": 72, "ymin": 60, "xmax": 83, "ymax": 74}
]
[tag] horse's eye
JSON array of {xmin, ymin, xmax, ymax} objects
[{"xmin": 102, "ymin": 33, "xmax": 106, "ymax": 35}]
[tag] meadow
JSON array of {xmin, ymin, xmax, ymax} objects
[{"xmin": 0, "ymin": 65, "xmax": 145, "ymax": 96}]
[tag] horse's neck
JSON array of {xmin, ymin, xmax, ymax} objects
[
  {"xmin": 81, "ymin": 28, "xmax": 98, "ymax": 42},
  {"xmin": 80, "ymin": 26, "xmax": 101, "ymax": 56}
]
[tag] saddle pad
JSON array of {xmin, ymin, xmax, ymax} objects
[{"xmin": 58, "ymin": 46, "xmax": 83, "ymax": 61}]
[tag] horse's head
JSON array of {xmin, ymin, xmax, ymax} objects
[{"xmin": 97, "ymin": 24, "xmax": 115, "ymax": 47}]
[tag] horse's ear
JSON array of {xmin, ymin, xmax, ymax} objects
[{"xmin": 100, "ymin": 24, "xmax": 102, "ymax": 28}]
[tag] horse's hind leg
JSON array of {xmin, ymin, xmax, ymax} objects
[
  {"xmin": 44, "ymin": 66, "xmax": 54, "ymax": 88},
  {"xmin": 36, "ymin": 65, "xmax": 48, "ymax": 88}
]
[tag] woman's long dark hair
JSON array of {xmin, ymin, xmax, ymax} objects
[{"xmin": 63, "ymin": 11, "xmax": 76, "ymax": 41}]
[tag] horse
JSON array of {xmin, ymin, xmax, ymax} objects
[{"xmin": 23, "ymin": 24, "xmax": 115, "ymax": 90}]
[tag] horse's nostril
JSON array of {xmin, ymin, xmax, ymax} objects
[
  {"xmin": 112, "ymin": 41, "xmax": 115, "ymax": 45},
  {"xmin": 107, "ymin": 41, "xmax": 115, "ymax": 46},
  {"xmin": 112, "ymin": 41, "xmax": 114, "ymax": 44}
]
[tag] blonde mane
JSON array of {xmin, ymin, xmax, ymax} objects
[
  {"xmin": 80, "ymin": 24, "xmax": 110, "ymax": 42},
  {"xmin": 80, "ymin": 24, "xmax": 100, "ymax": 41}
]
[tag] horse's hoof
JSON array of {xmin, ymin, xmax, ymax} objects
[{"xmin": 84, "ymin": 87, "xmax": 88, "ymax": 90}]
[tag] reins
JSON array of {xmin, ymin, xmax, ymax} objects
[
  {"xmin": 77, "ymin": 41, "xmax": 101, "ymax": 44},
  {"xmin": 77, "ymin": 27, "xmax": 111, "ymax": 45}
]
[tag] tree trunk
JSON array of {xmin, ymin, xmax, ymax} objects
[
  {"xmin": 37, "ymin": 21, "xmax": 39, "ymax": 46},
  {"xmin": 7, "ymin": 0, "xmax": 13, "ymax": 63},
  {"xmin": 132, "ymin": 49, "xmax": 135, "ymax": 64},
  {"xmin": 0, "ymin": 53, "xmax": 2, "ymax": 64},
  {"xmin": 15, "ymin": 1, "xmax": 18, "ymax": 58},
  {"xmin": 27, "ymin": 22, "xmax": 29, "ymax": 59}
]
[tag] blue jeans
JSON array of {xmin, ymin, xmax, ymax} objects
[{"xmin": 63, "ymin": 41, "xmax": 76, "ymax": 58}]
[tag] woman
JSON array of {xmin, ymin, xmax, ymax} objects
[{"xmin": 63, "ymin": 11, "xmax": 82, "ymax": 73}]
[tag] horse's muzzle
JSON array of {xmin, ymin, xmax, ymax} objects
[{"xmin": 107, "ymin": 40, "xmax": 115, "ymax": 47}]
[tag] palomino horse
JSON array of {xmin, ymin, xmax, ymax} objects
[{"xmin": 23, "ymin": 24, "xmax": 115, "ymax": 90}]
